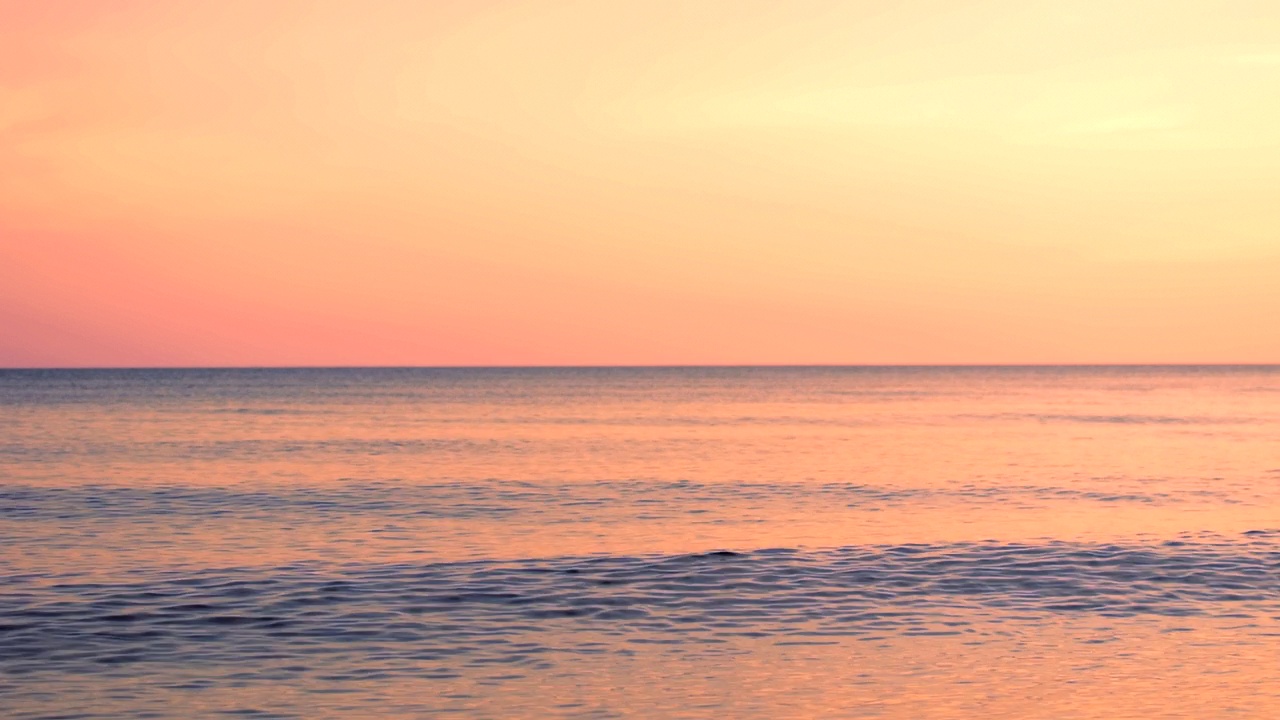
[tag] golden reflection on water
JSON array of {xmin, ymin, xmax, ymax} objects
[{"xmin": 4, "ymin": 367, "xmax": 1280, "ymax": 718}]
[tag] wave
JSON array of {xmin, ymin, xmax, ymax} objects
[
  {"xmin": 5, "ymin": 536, "xmax": 1280, "ymax": 675},
  {"xmin": 0, "ymin": 479, "xmax": 1212, "ymax": 524}
]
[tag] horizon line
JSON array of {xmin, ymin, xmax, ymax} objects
[{"xmin": 2, "ymin": 363, "xmax": 1278, "ymax": 372}]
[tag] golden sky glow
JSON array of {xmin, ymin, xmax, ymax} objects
[{"xmin": 3, "ymin": 1, "xmax": 1279, "ymax": 366}]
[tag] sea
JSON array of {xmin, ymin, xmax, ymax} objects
[{"xmin": 2, "ymin": 366, "xmax": 1279, "ymax": 719}]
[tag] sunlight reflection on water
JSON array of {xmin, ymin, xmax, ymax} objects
[{"xmin": 2, "ymin": 366, "xmax": 1280, "ymax": 718}]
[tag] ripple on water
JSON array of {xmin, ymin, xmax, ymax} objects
[
  {"xmin": 3, "ymin": 536, "xmax": 1280, "ymax": 679},
  {"xmin": 0, "ymin": 480, "xmax": 1224, "ymax": 525}
]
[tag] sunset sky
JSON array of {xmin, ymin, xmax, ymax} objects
[{"xmin": 3, "ymin": 0, "xmax": 1279, "ymax": 367}]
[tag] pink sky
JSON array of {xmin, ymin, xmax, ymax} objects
[{"xmin": 3, "ymin": 1, "xmax": 1279, "ymax": 366}]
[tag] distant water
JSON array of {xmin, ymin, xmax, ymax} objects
[{"xmin": 3, "ymin": 366, "xmax": 1280, "ymax": 719}]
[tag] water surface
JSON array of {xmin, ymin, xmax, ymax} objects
[{"xmin": 3, "ymin": 366, "xmax": 1280, "ymax": 718}]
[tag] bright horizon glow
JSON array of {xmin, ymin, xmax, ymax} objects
[{"xmin": 4, "ymin": 1, "xmax": 1280, "ymax": 367}]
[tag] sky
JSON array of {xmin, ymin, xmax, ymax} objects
[{"xmin": 3, "ymin": 0, "xmax": 1279, "ymax": 367}]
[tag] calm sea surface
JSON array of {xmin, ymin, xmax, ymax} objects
[{"xmin": 3, "ymin": 366, "xmax": 1280, "ymax": 718}]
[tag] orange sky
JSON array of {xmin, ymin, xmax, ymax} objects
[{"xmin": 3, "ymin": 0, "xmax": 1279, "ymax": 367}]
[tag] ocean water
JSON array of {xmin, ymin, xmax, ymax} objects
[{"xmin": 2, "ymin": 366, "xmax": 1280, "ymax": 719}]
